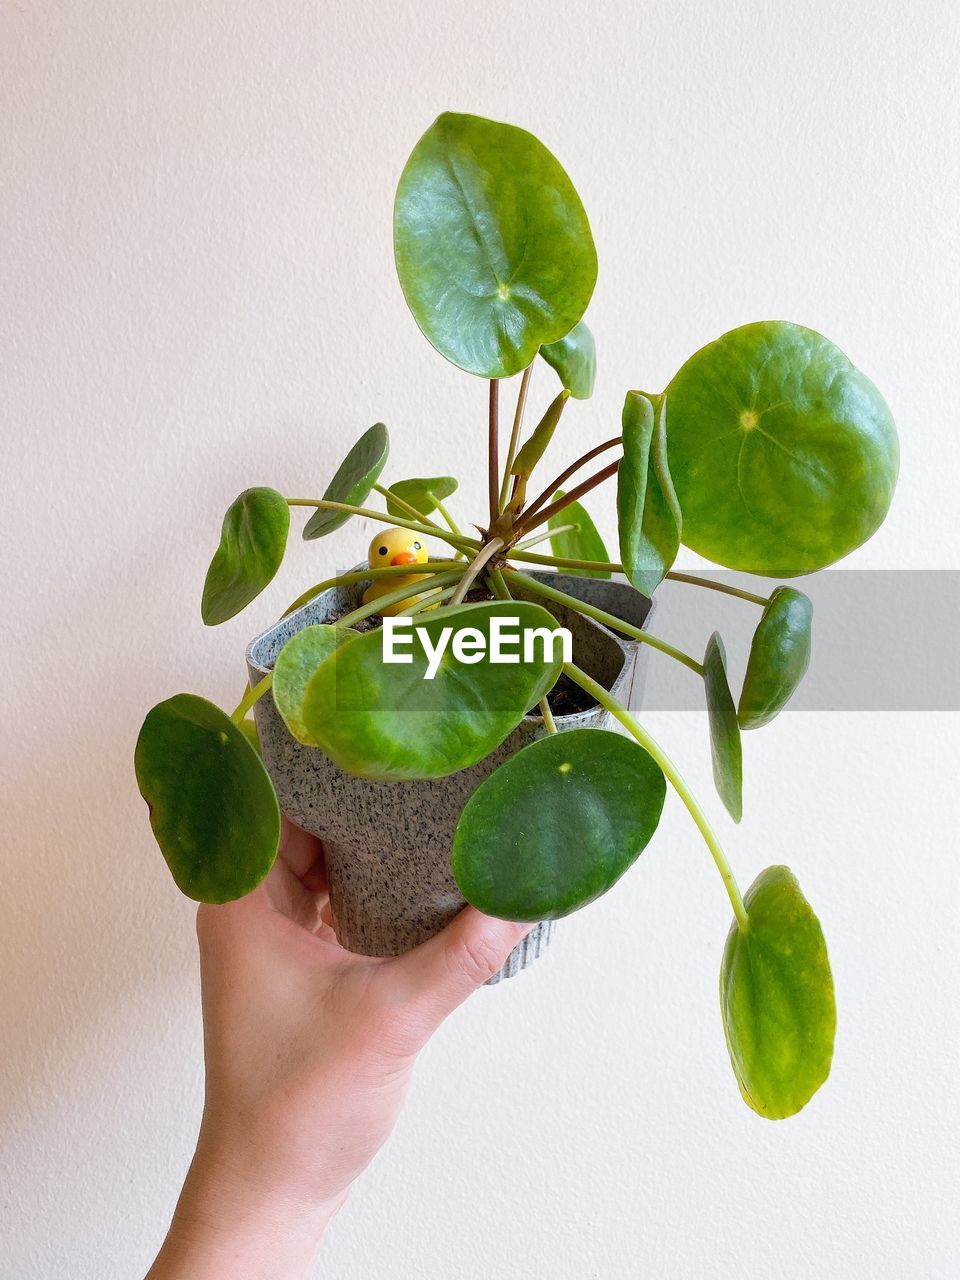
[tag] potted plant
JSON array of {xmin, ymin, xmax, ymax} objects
[{"xmin": 135, "ymin": 112, "xmax": 899, "ymax": 1121}]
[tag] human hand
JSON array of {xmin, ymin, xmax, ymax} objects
[{"xmin": 147, "ymin": 818, "xmax": 532, "ymax": 1280}]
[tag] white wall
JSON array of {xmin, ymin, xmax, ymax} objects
[{"xmin": 2, "ymin": 2, "xmax": 958, "ymax": 1276}]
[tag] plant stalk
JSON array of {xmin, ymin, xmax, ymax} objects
[
  {"xmin": 521, "ymin": 435, "xmax": 623, "ymax": 525},
  {"xmin": 286, "ymin": 498, "xmax": 478, "ymax": 551},
  {"xmin": 398, "ymin": 584, "xmax": 461, "ymax": 614},
  {"xmin": 515, "ymin": 459, "xmax": 620, "ymax": 535},
  {"xmin": 665, "ymin": 571, "xmax": 770, "ymax": 607},
  {"xmin": 371, "ymin": 481, "xmax": 444, "ymax": 530},
  {"xmin": 281, "ymin": 562, "xmax": 456, "ymax": 617},
  {"xmin": 563, "ymin": 662, "xmax": 750, "ymax": 931},
  {"xmin": 231, "ymin": 672, "xmax": 273, "ymax": 723},
  {"xmin": 487, "ymin": 566, "xmax": 559, "ymax": 733},
  {"xmin": 513, "ymin": 522, "xmax": 579, "ymax": 552},
  {"xmin": 449, "ymin": 538, "xmax": 505, "ymax": 606},
  {"xmin": 504, "ymin": 569, "xmax": 704, "ymax": 675},
  {"xmin": 508, "ymin": 549, "xmax": 620, "ymax": 573},
  {"xmin": 338, "ymin": 569, "xmax": 464, "ymax": 628},
  {"xmin": 498, "ymin": 364, "xmax": 533, "ymax": 512},
  {"xmin": 488, "ymin": 380, "xmax": 500, "ymax": 528}
]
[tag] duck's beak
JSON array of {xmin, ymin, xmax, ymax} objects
[{"xmin": 390, "ymin": 550, "xmax": 418, "ymax": 566}]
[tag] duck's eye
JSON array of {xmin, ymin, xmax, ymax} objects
[
  {"xmin": 378, "ymin": 545, "xmax": 388, "ymax": 556},
  {"xmin": 413, "ymin": 541, "xmax": 421, "ymax": 550}
]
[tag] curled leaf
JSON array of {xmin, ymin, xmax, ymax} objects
[
  {"xmin": 703, "ymin": 632, "xmax": 743, "ymax": 822},
  {"xmin": 511, "ymin": 390, "xmax": 570, "ymax": 481},
  {"xmin": 201, "ymin": 487, "xmax": 290, "ymax": 625},
  {"xmin": 303, "ymin": 423, "xmax": 389, "ymax": 540},
  {"xmin": 540, "ymin": 321, "xmax": 597, "ymax": 399},
  {"xmin": 739, "ymin": 587, "xmax": 814, "ymax": 729},
  {"xmin": 617, "ymin": 392, "xmax": 681, "ymax": 596}
]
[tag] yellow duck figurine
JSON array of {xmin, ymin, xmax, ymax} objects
[{"xmin": 361, "ymin": 527, "xmax": 432, "ymax": 616}]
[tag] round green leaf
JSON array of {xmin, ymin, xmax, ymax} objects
[
  {"xmin": 739, "ymin": 587, "xmax": 814, "ymax": 729},
  {"xmin": 452, "ymin": 728, "xmax": 665, "ymax": 920},
  {"xmin": 134, "ymin": 694, "xmax": 280, "ymax": 903},
  {"xmin": 201, "ymin": 487, "xmax": 290, "ymax": 625},
  {"xmin": 617, "ymin": 391, "xmax": 682, "ymax": 597},
  {"xmin": 540, "ymin": 321, "xmax": 597, "ymax": 399},
  {"xmin": 238, "ymin": 718, "xmax": 261, "ymax": 754},
  {"xmin": 721, "ymin": 865, "xmax": 836, "ymax": 1119},
  {"xmin": 394, "ymin": 113, "xmax": 597, "ymax": 378},
  {"xmin": 548, "ymin": 493, "xmax": 611, "ymax": 578},
  {"xmin": 302, "ymin": 601, "xmax": 565, "ymax": 780},
  {"xmin": 303, "ymin": 423, "xmax": 389, "ymax": 540},
  {"xmin": 386, "ymin": 476, "xmax": 458, "ymax": 520},
  {"xmin": 704, "ymin": 632, "xmax": 743, "ymax": 822},
  {"xmin": 272, "ymin": 623, "xmax": 358, "ymax": 745},
  {"xmin": 665, "ymin": 322, "xmax": 899, "ymax": 575}
]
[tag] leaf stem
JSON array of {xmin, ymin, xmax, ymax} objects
[
  {"xmin": 231, "ymin": 672, "xmax": 273, "ymax": 724},
  {"xmin": 449, "ymin": 538, "xmax": 505, "ymax": 606},
  {"xmin": 397, "ymin": 584, "xmax": 461, "ymax": 614},
  {"xmin": 513, "ymin": 522, "xmax": 579, "ymax": 552},
  {"xmin": 539, "ymin": 697, "xmax": 558, "ymax": 734},
  {"xmin": 504, "ymin": 568, "xmax": 704, "ymax": 676},
  {"xmin": 488, "ymin": 380, "xmax": 500, "ymax": 528},
  {"xmin": 499, "ymin": 364, "xmax": 533, "ymax": 512},
  {"xmin": 521, "ymin": 435, "xmax": 623, "ymax": 525},
  {"xmin": 286, "ymin": 498, "xmax": 478, "ymax": 551},
  {"xmin": 431, "ymin": 495, "xmax": 463, "ymax": 537},
  {"xmin": 487, "ymin": 566, "xmax": 556, "ymax": 731},
  {"xmin": 563, "ymin": 662, "xmax": 749, "ymax": 931},
  {"xmin": 508, "ymin": 549, "xmax": 621, "ymax": 573},
  {"xmin": 515, "ymin": 459, "xmax": 620, "ymax": 535},
  {"xmin": 337, "ymin": 570, "xmax": 465, "ymax": 629},
  {"xmin": 371, "ymin": 481, "xmax": 444, "ymax": 530},
  {"xmin": 281, "ymin": 562, "xmax": 457, "ymax": 617},
  {"xmin": 337, "ymin": 570, "xmax": 464, "ymax": 628},
  {"xmin": 666, "ymin": 571, "xmax": 770, "ymax": 607}
]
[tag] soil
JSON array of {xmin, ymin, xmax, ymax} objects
[
  {"xmin": 531, "ymin": 672, "xmax": 598, "ymax": 717},
  {"xmin": 323, "ymin": 587, "xmax": 599, "ymax": 717}
]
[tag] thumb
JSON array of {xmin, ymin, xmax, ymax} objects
[{"xmin": 392, "ymin": 907, "xmax": 535, "ymax": 1036}]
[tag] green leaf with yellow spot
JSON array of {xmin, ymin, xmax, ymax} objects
[
  {"xmin": 721, "ymin": 865, "xmax": 836, "ymax": 1119},
  {"xmin": 451, "ymin": 728, "xmax": 665, "ymax": 920},
  {"xmin": 665, "ymin": 322, "xmax": 898, "ymax": 575},
  {"xmin": 394, "ymin": 113, "xmax": 597, "ymax": 378}
]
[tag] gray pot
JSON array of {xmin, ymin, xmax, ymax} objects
[{"xmin": 247, "ymin": 569, "xmax": 654, "ymax": 983}]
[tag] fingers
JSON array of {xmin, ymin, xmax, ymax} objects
[{"xmin": 391, "ymin": 907, "xmax": 534, "ymax": 1037}]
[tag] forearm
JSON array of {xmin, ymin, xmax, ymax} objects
[{"xmin": 146, "ymin": 1146, "xmax": 347, "ymax": 1280}]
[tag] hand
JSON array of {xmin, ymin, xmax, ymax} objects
[{"xmin": 147, "ymin": 818, "xmax": 532, "ymax": 1280}]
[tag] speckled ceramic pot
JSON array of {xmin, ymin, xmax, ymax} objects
[{"xmin": 247, "ymin": 569, "xmax": 654, "ymax": 983}]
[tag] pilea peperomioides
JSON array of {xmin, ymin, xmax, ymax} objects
[{"xmin": 135, "ymin": 112, "xmax": 898, "ymax": 1120}]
